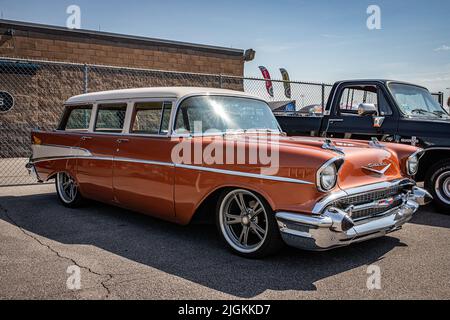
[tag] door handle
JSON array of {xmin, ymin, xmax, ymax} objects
[
  {"xmin": 117, "ymin": 138, "xmax": 129, "ymax": 144},
  {"xmin": 81, "ymin": 136, "xmax": 92, "ymax": 141},
  {"xmin": 328, "ymin": 119, "xmax": 344, "ymax": 123}
]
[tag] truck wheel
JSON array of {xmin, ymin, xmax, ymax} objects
[
  {"xmin": 424, "ymin": 160, "xmax": 450, "ymax": 214},
  {"xmin": 216, "ymin": 189, "xmax": 284, "ymax": 258},
  {"xmin": 55, "ymin": 172, "xmax": 84, "ymax": 208}
]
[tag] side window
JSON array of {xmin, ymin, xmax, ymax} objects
[
  {"xmin": 339, "ymin": 86, "xmax": 378, "ymax": 115},
  {"xmin": 95, "ymin": 103, "xmax": 127, "ymax": 133},
  {"xmin": 61, "ymin": 105, "xmax": 92, "ymax": 131},
  {"xmin": 130, "ymin": 102, "xmax": 172, "ymax": 135},
  {"xmin": 339, "ymin": 86, "xmax": 393, "ymax": 116}
]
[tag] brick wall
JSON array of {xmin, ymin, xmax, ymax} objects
[{"xmin": 0, "ymin": 21, "xmax": 244, "ymax": 76}]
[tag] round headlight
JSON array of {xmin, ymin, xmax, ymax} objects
[
  {"xmin": 407, "ymin": 155, "xmax": 419, "ymax": 175},
  {"xmin": 319, "ymin": 163, "xmax": 338, "ymax": 191}
]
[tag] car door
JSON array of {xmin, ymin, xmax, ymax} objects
[
  {"xmin": 76, "ymin": 102, "xmax": 127, "ymax": 203},
  {"xmin": 112, "ymin": 100, "xmax": 176, "ymax": 220},
  {"xmin": 324, "ymin": 82, "xmax": 398, "ymax": 140}
]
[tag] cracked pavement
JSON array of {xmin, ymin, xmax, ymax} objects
[{"xmin": 0, "ymin": 184, "xmax": 449, "ymax": 299}]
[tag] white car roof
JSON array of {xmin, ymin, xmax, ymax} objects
[{"xmin": 65, "ymin": 87, "xmax": 260, "ymax": 104}]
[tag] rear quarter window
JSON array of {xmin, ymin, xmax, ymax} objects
[{"xmin": 59, "ymin": 106, "xmax": 92, "ymax": 131}]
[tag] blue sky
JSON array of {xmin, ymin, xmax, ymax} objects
[{"xmin": 1, "ymin": 0, "xmax": 449, "ymax": 99}]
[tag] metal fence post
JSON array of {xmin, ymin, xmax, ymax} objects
[
  {"xmin": 321, "ymin": 83, "xmax": 326, "ymax": 107},
  {"xmin": 83, "ymin": 64, "xmax": 89, "ymax": 93},
  {"xmin": 219, "ymin": 74, "xmax": 223, "ymax": 88}
]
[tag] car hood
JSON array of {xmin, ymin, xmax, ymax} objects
[{"xmin": 256, "ymin": 135, "xmax": 405, "ymax": 190}]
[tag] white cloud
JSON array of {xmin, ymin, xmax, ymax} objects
[{"xmin": 434, "ymin": 45, "xmax": 450, "ymax": 52}]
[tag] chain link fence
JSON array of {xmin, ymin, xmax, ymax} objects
[{"xmin": 0, "ymin": 57, "xmax": 330, "ymax": 186}]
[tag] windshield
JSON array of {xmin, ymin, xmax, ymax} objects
[
  {"xmin": 174, "ymin": 96, "xmax": 281, "ymax": 134},
  {"xmin": 389, "ymin": 83, "xmax": 448, "ymax": 118}
]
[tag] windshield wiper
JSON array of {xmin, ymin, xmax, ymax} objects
[
  {"xmin": 411, "ymin": 109, "xmax": 437, "ymax": 116},
  {"xmin": 433, "ymin": 110, "xmax": 449, "ymax": 117}
]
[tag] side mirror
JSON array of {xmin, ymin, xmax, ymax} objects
[{"xmin": 358, "ymin": 103, "xmax": 378, "ymax": 117}]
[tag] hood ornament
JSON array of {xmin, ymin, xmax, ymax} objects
[
  {"xmin": 369, "ymin": 137, "xmax": 386, "ymax": 149},
  {"xmin": 322, "ymin": 139, "xmax": 345, "ymax": 155},
  {"xmin": 362, "ymin": 162, "xmax": 391, "ymax": 175}
]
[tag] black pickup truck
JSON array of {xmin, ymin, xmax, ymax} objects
[{"xmin": 275, "ymin": 79, "xmax": 450, "ymax": 212}]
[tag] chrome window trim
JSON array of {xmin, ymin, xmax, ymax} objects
[
  {"xmin": 170, "ymin": 130, "xmax": 284, "ymax": 139},
  {"xmin": 89, "ymin": 103, "xmax": 97, "ymax": 132},
  {"xmin": 122, "ymin": 101, "xmax": 134, "ymax": 134},
  {"xmin": 122, "ymin": 133, "xmax": 173, "ymax": 139}
]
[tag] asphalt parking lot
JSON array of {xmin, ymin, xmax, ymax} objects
[{"xmin": 0, "ymin": 184, "xmax": 449, "ymax": 300}]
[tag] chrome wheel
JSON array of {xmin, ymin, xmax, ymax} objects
[
  {"xmin": 56, "ymin": 172, "xmax": 78, "ymax": 204},
  {"xmin": 219, "ymin": 189, "xmax": 268, "ymax": 254},
  {"xmin": 435, "ymin": 171, "xmax": 450, "ymax": 205}
]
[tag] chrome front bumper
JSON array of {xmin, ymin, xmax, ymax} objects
[{"xmin": 276, "ymin": 181, "xmax": 432, "ymax": 251}]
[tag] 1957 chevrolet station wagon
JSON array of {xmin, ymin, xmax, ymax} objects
[{"xmin": 27, "ymin": 87, "xmax": 432, "ymax": 258}]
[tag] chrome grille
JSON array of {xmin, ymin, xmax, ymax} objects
[
  {"xmin": 349, "ymin": 198, "xmax": 404, "ymax": 220},
  {"xmin": 339, "ymin": 186, "xmax": 401, "ymax": 206},
  {"xmin": 332, "ymin": 185, "xmax": 408, "ymax": 221}
]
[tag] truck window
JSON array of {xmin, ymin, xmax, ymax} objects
[
  {"xmin": 130, "ymin": 102, "xmax": 172, "ymax": 135},
  {"xmin": 60, "ymin": 105, "xmax": 92, "ymax": 131},
  {"xmin": 338, "ymin": 86, "xmax": 392, "ymax": 116},
  {"xmin": 95, "ymin": 103, "xmax": 127, "ymax": 133},
  {"xmin": 339, "ymin": 87, "xmax": 377, "ymax": 114}
]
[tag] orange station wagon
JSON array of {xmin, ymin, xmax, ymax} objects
[{"xmin": 27, "ymin": 87, "xmax": 432, "ymax": 258}]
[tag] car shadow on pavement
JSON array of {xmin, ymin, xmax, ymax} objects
[
  {"xmin": 408, "ymin": 205, "xmax": 450, "ymax": 229},
  {"xmin": 0, "ymin": 192, "xmax": 405, "ymax": 298}
]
